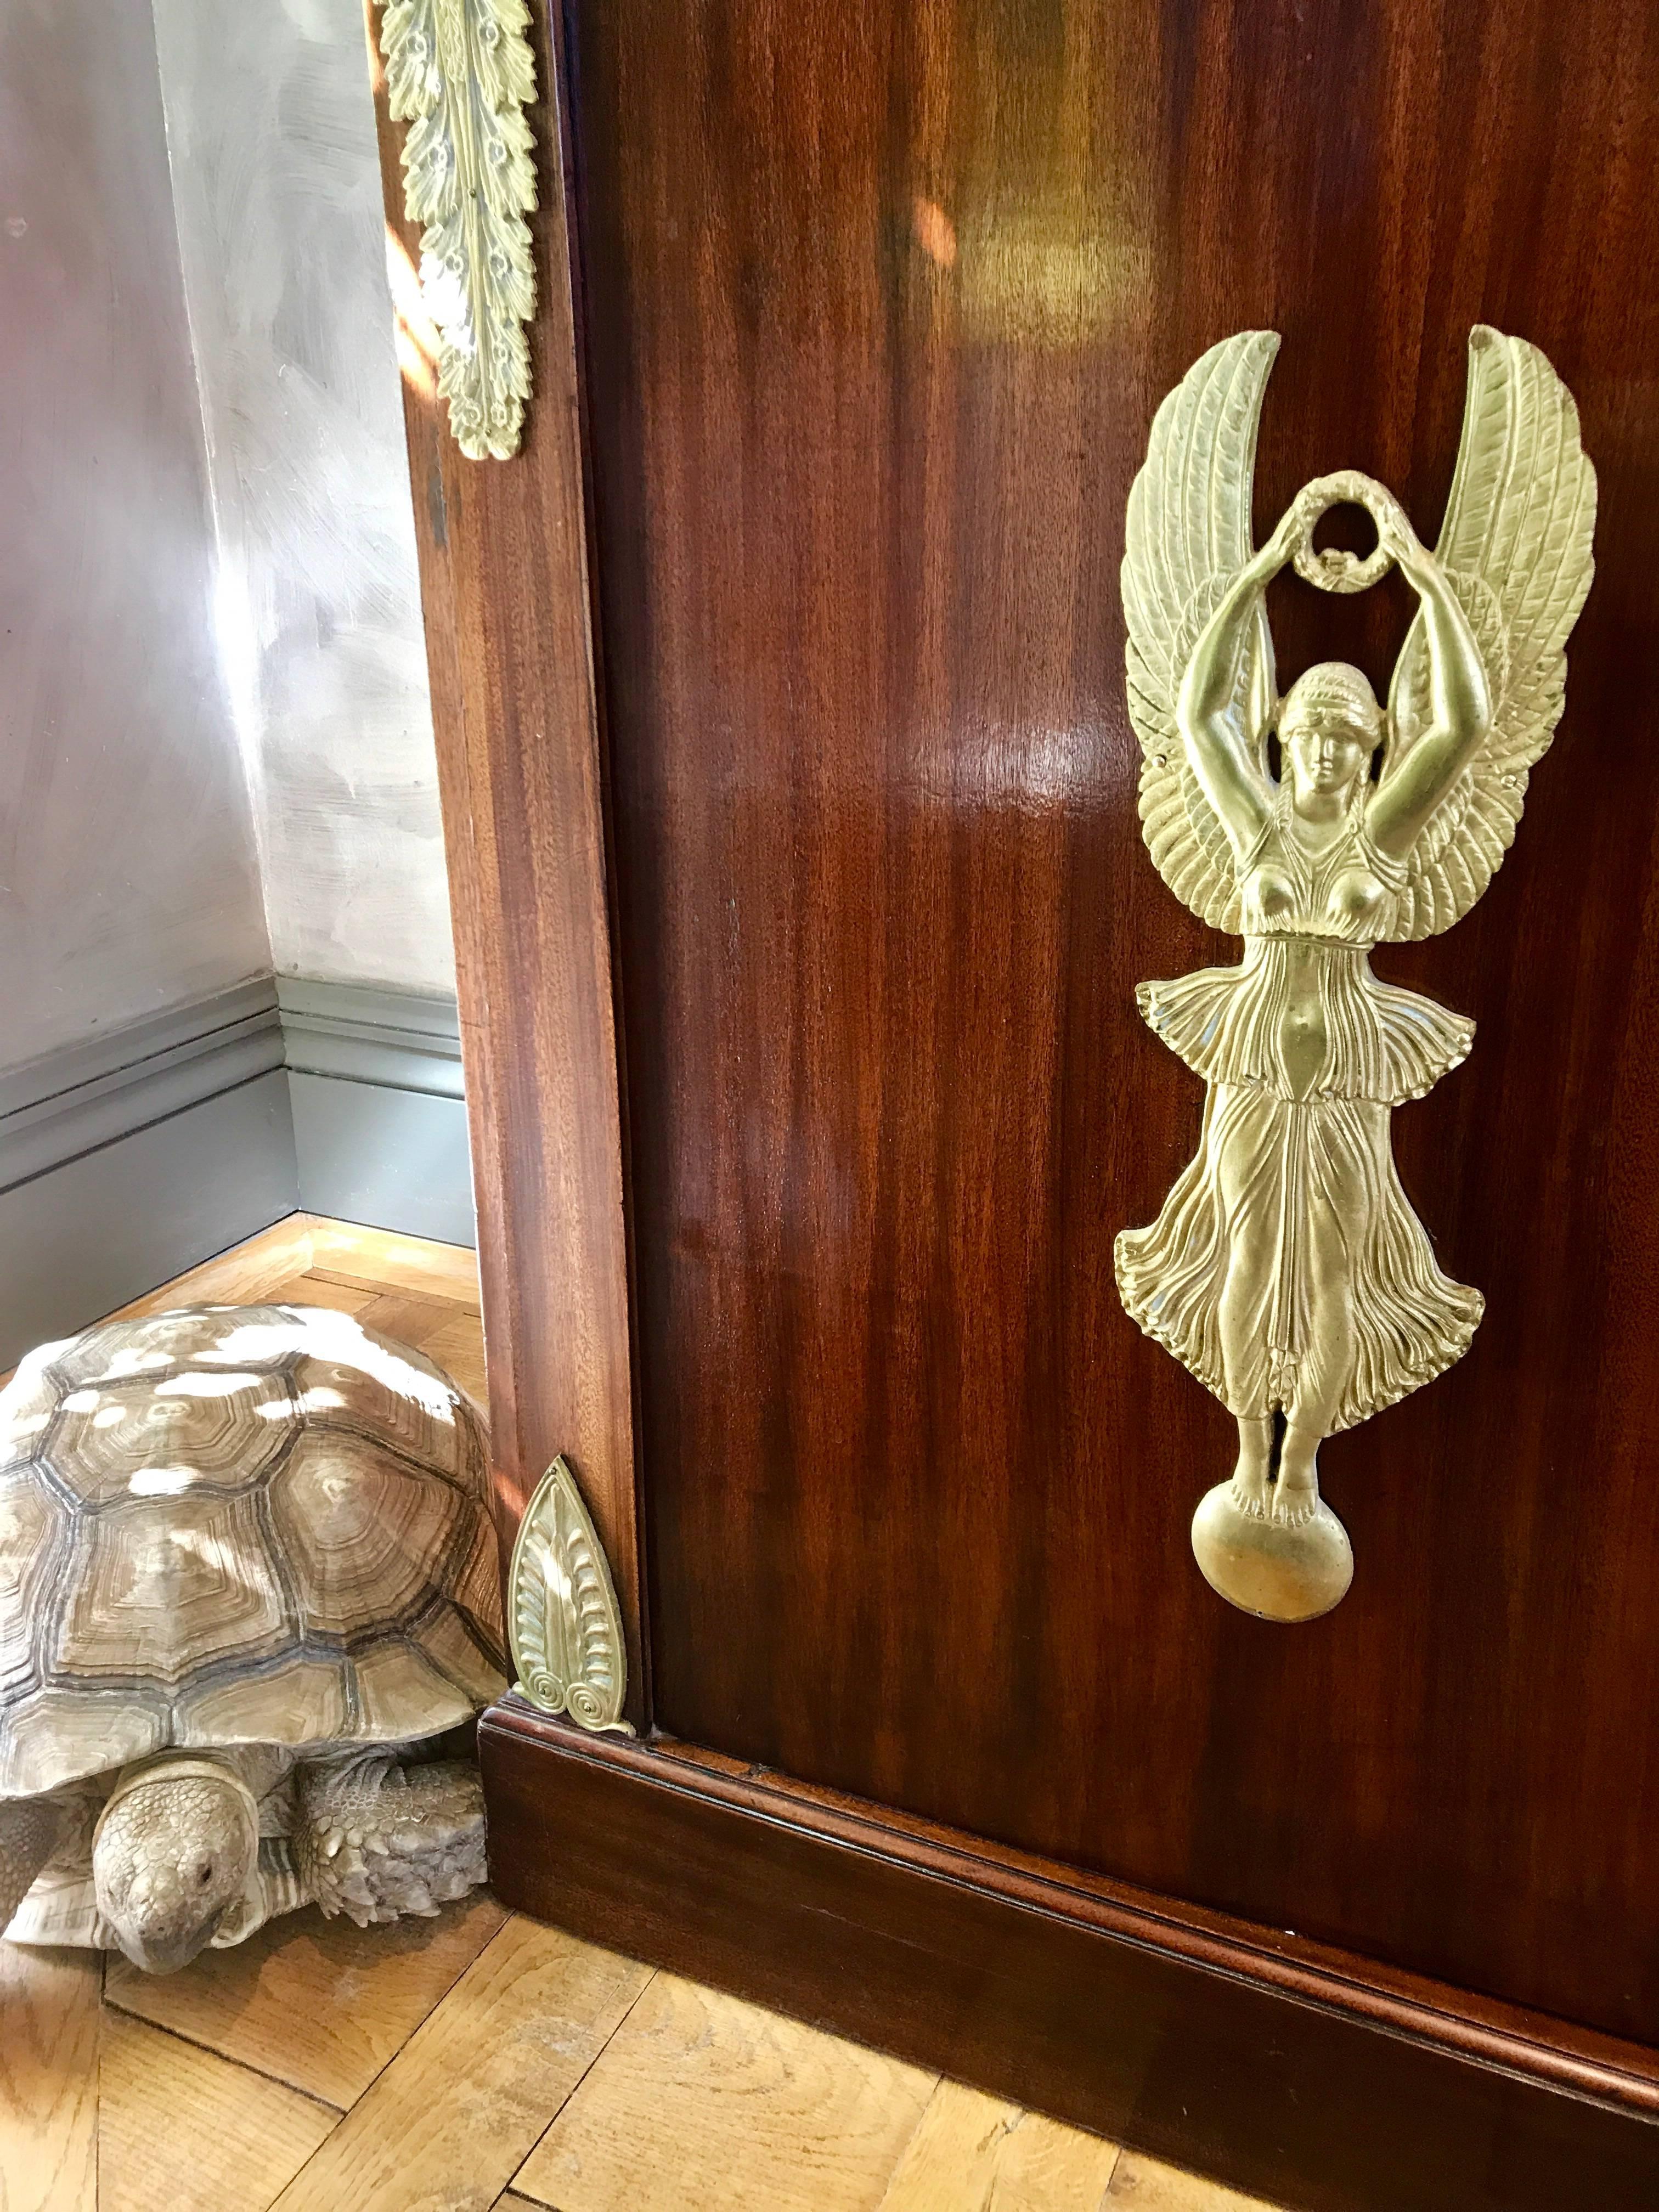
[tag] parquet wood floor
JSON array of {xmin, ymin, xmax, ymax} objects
[{"xmin": 0, "ymin": 1216, "xmax": 1274, "ymax": 2211}]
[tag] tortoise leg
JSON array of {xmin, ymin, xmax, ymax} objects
[
  {"xmin": 292, "ymin": 1753, "xmax": 487, "ymax": 1927},
  {"xmin": 0, "ymin": 1798, "xmax": 65, "ymax": 1937}
]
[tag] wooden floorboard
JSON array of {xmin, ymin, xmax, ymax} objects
[
  {"xmin": 104, "ymin": 1894, "xmax": 506, "ymax": 2110},
  {"xmin": 302, "ymin": 1216, "xmax": 480, "ymax": 1306},
  {"xmin": 418, "ymin": 1308, "xmax": 490, "ymax": 1407},
  {"xmin": 267, "ymin": 1918, "xmax": 651, "ymax": 2212},
  {"xmin": 875, "ymin": 2080, "xmax": 1122, "ymax": 2211},
  {"xmin": 351, "ymin": 1286, "xmax": 475, "ymax": 1349},
  {"xmin": 0, "ymin": 1942, "xmax": 99, "ymax": 2212},
  {"xmin": 283, "ymin": 1271, "xmax": 379, "ymax": 1316},
  {"xmin": 510, "ymin": 1971, "xmax": 938, "ymax": 2211},
  {"xmin": 1103, "ymin": 2153, "xmax": 1283, "ymax": 2209},
  {"xmin": 96, "ymin": 2013, "xmax": 336, "ymax": 2212},
  {"xmin": 1, "ymin": 1214, "xmax": 1289, "ymax": 2210}
]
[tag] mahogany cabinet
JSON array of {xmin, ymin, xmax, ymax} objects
[{"xmin": 370, "ymin": 5, "xmax": 1659, "ymax": 2204}]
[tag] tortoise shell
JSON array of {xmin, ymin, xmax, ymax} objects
[{"xmin": 0, "ymin": 1305, "xmax": 505, "ymax": 1798}]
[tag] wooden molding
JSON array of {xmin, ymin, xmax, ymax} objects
[
  {"xmin": 368, "ymin": 3, "xmax": 645, "ymax": 1722},
  {"xmin": 482, "ymin": 1703, "xmax": 1659, "ymax": 2212}
]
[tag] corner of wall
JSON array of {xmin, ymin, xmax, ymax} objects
[{"xmin": 0, "ymin": 976, "xmax": 473, "ymax": 1369}]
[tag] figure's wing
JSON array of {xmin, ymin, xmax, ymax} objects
[
  {"xmin": 1122, "ymin": 332, "xmax": 1280, "ymax": 933},
  {"xmin": 1385, "ymin": 329, "xmax": 1596, "ymax": 939}
]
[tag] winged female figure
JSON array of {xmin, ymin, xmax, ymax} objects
[{"xmin": 1116, "ymin": 327, "xmax": 1595, "ymax": 1620}]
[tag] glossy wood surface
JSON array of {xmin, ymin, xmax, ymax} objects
[
  {"xmin": 369, "ymin": 7, "xmax": 646, "ymax": 1715},
  {"xmin": 483, "ymin": 1709, "xmax": 1659, "ymax": 2212},
  {"xmin": 561, "ymin": 0, "xmax": 1659, "ymax": 2040}
]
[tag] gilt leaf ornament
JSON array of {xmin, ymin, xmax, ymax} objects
[
  {"xmin": 1118, "ymin": 328, "xmax": 1595, "ymax": 1622},
  {"xmin": 381, "ymin": 0, "xmax": 537, "ymax": 460},
  {"xmin": 506, "ymin": 1457, "xmax": 633, "ymax": 1734}
]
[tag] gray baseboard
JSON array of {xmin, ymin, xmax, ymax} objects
[
  {"xmin": 0, "ymin": 1068, "xmax": 299, "ymax": 1364},
  {"xmin": 278, "ymin": 977, "xmax": 475, "ymax": 1249},
  {"xmin": 276, "ymin": 977, "xmax": 466, "ymax": 1099},
  {"xmin": 0, "ymin": 977, "xmax": 287, "ymax": 1178},
  {"xmin": 0, "ymin": 975, "xmax": 473, "ymax": 1368},
  {"xmin": 289, "ymin": 1076, "xmax": 472, "ymax": 1248}
]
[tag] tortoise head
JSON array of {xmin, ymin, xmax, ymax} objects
[{"xmin": 92, "ymin": 1756, "xmax": 259, "ymax": 1973}]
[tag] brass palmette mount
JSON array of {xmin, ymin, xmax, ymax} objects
[
  {"xmin": 1118, "ymin": 329, "xmax": 1596, "ymax": 1621},
  {"xmin": 506, "ymin": 1457, "xmax": 634, "ymax": 1733}
]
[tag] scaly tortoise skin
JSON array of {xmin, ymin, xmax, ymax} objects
[{"xmin": 0, "ymin": 1304, "xmax": 505, "ymax": 1969}]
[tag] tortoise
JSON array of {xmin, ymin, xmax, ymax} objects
[{"xmin": 0, "ymin": 1302, "xmax": 505, "ymax": 1972}]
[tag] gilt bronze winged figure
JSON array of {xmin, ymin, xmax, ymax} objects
[{"xmin": 1117, "ymin": 328, "xmax": 1596, "ymax": 1621}]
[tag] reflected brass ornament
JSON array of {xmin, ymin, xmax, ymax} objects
[
  {"xmin": 506, "ymin": 1456, "xmax": 634, "ymax": 1733},
  {"xmin": 1118, "ymin": 328, "xmax": 1596, "ymax": 1622},
  {"xmin": 381, "ymin": 0, "xmax": 537, "ymax": 460}
]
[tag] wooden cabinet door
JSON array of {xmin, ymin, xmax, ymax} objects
[{"xmin": 374, "ymin": 5, "xmax": 1659, "ymax": 2203}]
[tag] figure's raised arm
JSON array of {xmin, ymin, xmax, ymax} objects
[
  {"xmin": 1368, "ymin": 512, "xmax": 1492, "ymax": 858},
  {"xmin": 1177, "ymin": 500, "xmax": 1307, "ymax": 854}
]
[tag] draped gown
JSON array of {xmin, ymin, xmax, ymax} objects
[{"xmin": 1114, "ymin": 788, "xmax": 1485, "ymax": 1434}]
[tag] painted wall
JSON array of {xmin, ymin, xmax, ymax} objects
[
  {"xmin": 0, "ymin": 0, "xmax": 271, "ymax": 1073},
  {"xmin": 151, "ymin": 0, "xmax": 455, "ymax": 996}
]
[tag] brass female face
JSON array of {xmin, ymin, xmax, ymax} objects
[{"xmin": 1281, "ymin": 710, "xmax": 1373, "ymax": 805}]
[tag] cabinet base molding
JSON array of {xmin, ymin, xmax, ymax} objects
[{"xmin": 481, "ymin": 1702, "xmax": 1659, "ymax": 2212}]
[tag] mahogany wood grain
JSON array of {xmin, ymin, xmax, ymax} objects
[
  {"xmin": 482, "ymin": 1708, "xmax": 1659, "ymax": 2212},
  {"xmin": 368, "ymin": 6, "xmax": 646, "ymax": 1716},
  {"xmin": 558, "ymin": 0, "xmax": 1659, "ymax": 2040}
]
